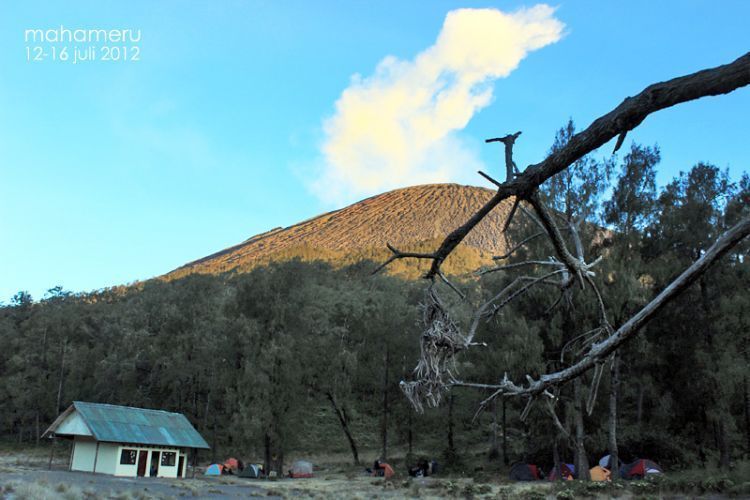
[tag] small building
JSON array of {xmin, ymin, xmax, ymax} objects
[{"xmin": 44, "ymin": 401, "xmax": 209, "ymax": 478}]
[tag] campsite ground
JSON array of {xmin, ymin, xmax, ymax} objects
[{"xmin": 1, "ymin": 447, "xmax": 749, "ymax": 499}]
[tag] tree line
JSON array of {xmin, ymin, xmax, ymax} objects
[{"xmin": 0, "ymin": 128, "xmax": 747, "ymax": 474}]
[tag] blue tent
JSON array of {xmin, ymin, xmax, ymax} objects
[
  {"xmin": 548, "ymin": 463, "xmax": 575, "ymax": 480},
  {"xmin": 599, "ymin": 454, "xmax": 624, "ymax": 470},
  {"xmin": 205, "ymin": 464, "xmax": 223, "ymax": 476},
  {"xmin": 239, "ymin": 464, "xmax": 263, "ymax": 479}
]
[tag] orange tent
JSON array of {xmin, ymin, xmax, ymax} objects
[
  {"xmin": 382, "ymin": 463, "xmax": 395, "ymax": 479},
  {"xmin": 224, "ymin": 458, "xmax": 239, "ymax": 472},
  {"xmin": 590, "ymin": 465, "xmax": 611, "ymax": 482},
  {"xmin": 372, "ymin": 462, "xmax": 395, "ymax": 479}
]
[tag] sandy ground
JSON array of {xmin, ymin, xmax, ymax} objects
[
  {"xmin": 6, "ymin": 449, "xmax": 731, "ymax": 499},
  {"xmin": 0, "ymin": 452, "xmax": 554, "ymax": 500},
  {"xmin": 0, "ymin": 469, "xmax": 273, "ymax": 499},
  {"xmin": 0, "ymin": 467, "xmax": 552, "ymax": 499},
  {"xmin": 0, "ymin": 448, "xmax": 547, "ymax": 499}
]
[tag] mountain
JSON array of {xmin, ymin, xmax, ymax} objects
[{"xmin": 165, "ymin": 184, "xmax": 516, "ymax": 280}]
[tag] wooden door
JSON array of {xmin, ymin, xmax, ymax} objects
[
  {"xmin": 150, "ymin": 451, "xmax": 160, "ymax": 477},
  {"xmin": 178, "ymin": 456, "xmax": 185, "ymax": 478},
  {"xmin": 137, "ymin": 451, "xmax": 148, "ymax": 477}
]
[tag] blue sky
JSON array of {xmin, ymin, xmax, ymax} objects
[{"xmin": 0, "ymin": 1, "xmax": 748, "ymax": 303}]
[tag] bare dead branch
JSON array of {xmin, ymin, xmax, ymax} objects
[
  {"xmin": 478, "ymin": 170, "xmax": 503, "ymax": 188},
  {"xmin": 493, "ymin": 231, "xmax": 545, "ymax": 261},
  {"xmin": 473, "ymin": 386, "xmax": 505, "ymax": 422},
  {"xmin": 437, "ymin": 271, "xmax": 466, "ymax": 300},
  {"xmin": 585, "ymin": 274, "xmax": 611, "ymax": 327},
  {"xmin": 400, "ymin": 286, "xmax": 468, "ymax": 411},
  {"xmin": 371, "ymin": 243, "xmax": 437, "ymax": 275},
  {"xmin": 395, "ymin": 52, "xmax": 750, "ymax": 416},
  {"xmin": 543, "ymin": 290, "xmax": 566, "ymax": 316},
  {"xmin": 503, "ymin": 197, "xmax": 521, "ymax": 232},
  {"xmin": 520, "ymin": 396, "xmax": 535, "ymax": 421},
  {"xmin": 612, "ymin": 131, "xmax": 627, "ymax": 154},
  {"xmin": 545, "ymin": 397, "xmax": 570, "ymax": 439},
  {"xmin": 486, "ymin": 269, "xmax": 567, "ymax": 320},
  {"xmin": 560, "ymin": 327, "xmax": 606, "ymax": 364},
  {"xmin": 568, "ymin": 219, "xmax": 586, "ymax": 261},
  {"xmin": 519, "ymin": 204, "xmax": 547, "ymax": 233},
  {"xmin": 527, "ymin": 194, "xmax": 606, "ymax": 300},
  {"xmin": 527, "ymin": 193, "xmax": 582, "ymax": 280},
  {"xmin": 451, "ymin": 381, "xmax": 505, "ymax": 391},
  {"xmin": 498, "ymin": 214, "xmax": 750, "ymax": 397},
  {"xmin": 411, "ymin": 215, "xmax": 749, "ymax": 413},
  {"xmin": 486, "ymin": 131, "xmax": 523, "ymax": 181},
  {"xmin": 480, "ymin": 258, "xmax": 562, "ymax": 275},
  {"xmin": 466, "ymin": 272, "xmax": 567, "ymax": 343},
  {"xmin": 586, "ymin": 362, "xmax": 605, "ymax": 415},
  {"xmin": 400, "ymin": 52, "xmax": 750, "ymax": 279}
]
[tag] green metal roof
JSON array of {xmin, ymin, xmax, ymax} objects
[{"xmin": 68, "ymin": 401, "xmax": 210, "ymax": 449}]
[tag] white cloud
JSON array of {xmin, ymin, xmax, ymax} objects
[{"xmin": 312, "ymin": 5, "xmax": 564, "ymax": 204}]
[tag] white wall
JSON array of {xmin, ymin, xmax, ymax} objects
[
  {"xmin": 71, "ymin": 438, "xmax": 96, "ymax": 472},
  {"xmin": 56, "ymin": 412, "xmax": 92, "ymax": 436},
  {"xmin": 115, "ymin": 447, "xmax": 139, "ymax": 477},
  {"xmin": 148, "ymin": 448, "xmax": 180, "ymax": 478},
  {"xmin": 113, "ymin": 445, "xmax": 182, "ymax": 478},
  {"xmin": 71, "ymin": 439, "xmax": 118, "ymax": 475},
  {"xmin": 73, "ymin": 440, "xmax": 188, "ymax": 478},
  {"xmin": 94, "ymin": 443, "xmax": 118, "ymax": 475}
]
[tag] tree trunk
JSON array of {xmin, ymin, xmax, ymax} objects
[
  {"xmin": 211, "ymin": 416, "xmax": 217, "ymax": 464},
  {"xmin": 608, "ymin": 353, "xmax": 620, "ymax": 478},
  {"xmin": 35, "ymin": 411, "xmax": 40, "ymax": 445},
  {"xmin": 381, "ymin": 347, "xmax": 389, "ymax": 460},
  {"xmin": 203, "ymin": 390, "xmax": 212, "ymax": 431},
  {"xmin": 718, "ymin": 418, "xmax": 731, "ymax": 469},
  {"xmin": 701, "ymin": 278, "xmax": 733, "ymax": 469},
  {"xmin": 47, "ymin": 440, "xmax": 55, "ymax": 470},
  {"xmin": 40, "ymin": 325, "xmax": 51, "ymax": 430},
  {"xmin": 326, "ymin": 392, "xmax": 360, "ymax": 465},
  {"xmin": 636, "ymin": 384, "xmax": 644, "ymax": 430},
  {"xmin": 264, "ymin": 432, "xmax": 272, "ymax": 474},
  {"xmin": 503, "ymin": 397, "xmax": 509, "ymax": 465},
  {"xmin": 55, "ymin": 338, "xmax": 67, "ymax": 414},
  {"xmin": 553, "ymin": 437, "xmax": 562, "ymax": 481},
  {"xmin": 573, "ymin": 378, "xmax": 590, "ymax": 480},
  {"xmin": 522, "ymin": 421, "xmax": 531, "ymax": 462},
  {"xmin": 446, "ymin": 393, "xmax": 456, "ymax": 461},
  {"xmin": 408, "ymin": 411, "xmax": 413, "ymax": 456},
  {"xmin": 744, "ymin": 376, "xmax": 750, "ymax": 454},
  {"xmin": 192, "ymin": 384, "xmax": 197, "ymax": 416},
  {"xmin": 42, "ymin": 326, "xmax": 48, "ymax": 366},
  {"xmin": 275, "ymin": 448, "xmax": 284, "ymax": 476},
  {"xmin": 489, "ymin": 398, "xmax": 499, "ymax": 460}
]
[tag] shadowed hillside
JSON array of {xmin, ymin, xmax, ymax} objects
[{"xmin": 166, "ymin": 184, "xmax": 516, "ymax": 279}]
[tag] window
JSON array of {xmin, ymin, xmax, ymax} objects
[
  {"xmin": 120, "ymin": 449, "xmax": 137, "ymax": 465},
  {"xmin": 161, "ymin": 452, "xmax": 176, "ymax": 466}
]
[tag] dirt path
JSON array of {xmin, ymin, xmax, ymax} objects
[
  {"xmin": 0, "ymin": 467, "xmax": 552, "ymax": 499},
  {"xmin": 0, "ymin": 469, "xmax": 274, "ymax": 499}
]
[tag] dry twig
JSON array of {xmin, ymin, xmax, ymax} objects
[{"xmin": 389, "ymin": 52, "xmax": 750, "ymax": 416}]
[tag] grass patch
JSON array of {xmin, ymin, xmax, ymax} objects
[
  {"xmin": 1, "ymin": 480, "xmax": 85, "ymax": 500},
  {"xmin": 550, "ymin": 465, "xmax": 750, "ymax": 498}
]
